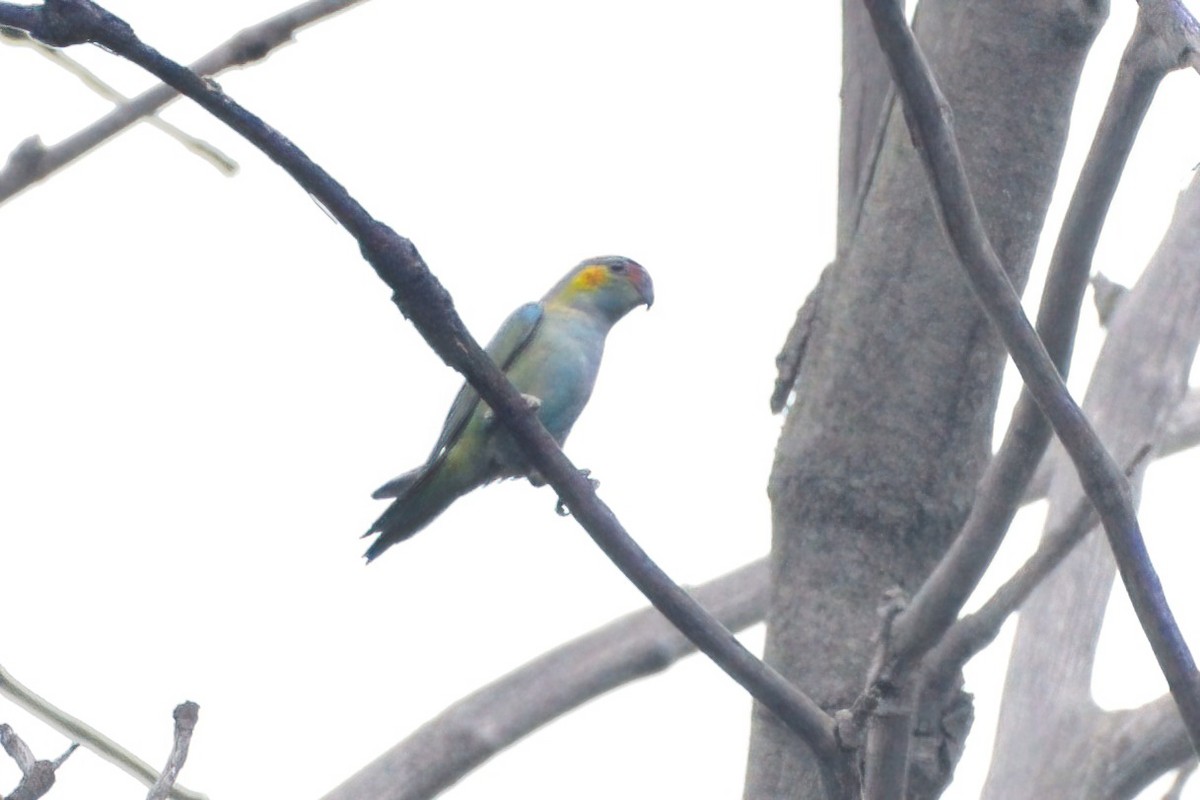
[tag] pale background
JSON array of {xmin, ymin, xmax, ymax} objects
[{"xmin": 0, "ymin": 2, "xmax": 1197, "ymax": 798}]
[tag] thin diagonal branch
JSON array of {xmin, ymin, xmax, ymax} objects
[
  {"xmin": 0, "ymin": 1, "xmax": 850, "ymax": 792},
  {"xmin": 886, "ymin": 0, "xmax": 1179, "ymax": 678},
  {"xmin": 858, "ymin": 7, "xmax": 1185, "ymax": 795},
  {"xmin": 0, "ymin": 26, "xmax": 236, "ymax": 173},
  {"xmin": 0, "ymin": 663, "xmax": 207, "ymax": 800},
  {"xmin": 922, "ymin": 448, "xmax": 1149, "ymax": 694},
  {"xmin": 862, "ymin": 0, "xmax": 1200, "ymax": 753},
  {"xmin": 342, "ymin": 361, "xmax": 1200, "ymax": 799},
  {"xmin": 0, "ymin": 0, "xmax": 368, "ymax": 205},
  {"xmin": 1026, "ymin": 385, "xmax": 1200, "ymax": 501}
]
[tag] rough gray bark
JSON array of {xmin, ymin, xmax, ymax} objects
[
  {"xmin": 835, "ymin": 0, "xmax": 892, "ymax": 258},
  {"xmin": 982, "ymin": 166, "xmax": 1200, "ymax": 800},
  {"xmin": 745, "ymin": 2, "xmax": 1106, "ymax": 797}
]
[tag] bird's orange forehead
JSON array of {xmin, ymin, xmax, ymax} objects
[{"xmin": 570, "ymin": 265, "xmax": 610, "ymax": 292}]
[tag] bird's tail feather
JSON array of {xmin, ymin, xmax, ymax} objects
[
  {"xmin": 371, "ymin": 469, "xmax": 421, "ymax": 499},
  {"xmin": 363, "ymin": 459, "xmax": 463, "ymax": 562}
]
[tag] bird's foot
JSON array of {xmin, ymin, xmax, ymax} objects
[
  {"xmin": 483, "ymin": 393, "xmax": 543, "ymax": 424},
  {"xmin": 555, "ymin": 469, "xmax": 600, "ymax": 517}
]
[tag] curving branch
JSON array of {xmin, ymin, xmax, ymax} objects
[
  {"xmin": 0, "ymin": 0, "xmax": 850, "ymax": 793},
  {"xmin": 861, "ymin": 0, "xmax": 1200, "ymax": 764},
  {"xmin": 1103, "ymin": 695, "xmax": 1195, "ymax": 800},
  {"xmin": 1, "ymin": 723, "xmax": 78, "ymax": 800},
  {"xmin": 884, "ymin": 0, "xmax": 1184, "ymax": 680},
  {"xmin": 922, "ymin": 450, "xmax": 1151, "ymax": 694},
  {"xmin": 321, "ymin": 561, "xmax": 768, "ymax": 800},
  {"xmin": 0, "ymin": 0, "xmax": 369, "ymax": 205},
  {"xmin": 987, "ymin": 158, "xmax": 1200, "ymax": 795},
  {"xmin": 146, "ymin": 702, "xmax": 200, "ymax": 800},
  {"xmin": 0, "ymin": 25, "xmax": 236, "ymax": 174},
  {"xmin": 0, "ymin": 663, "xmax": 206, "ymax": 800}
]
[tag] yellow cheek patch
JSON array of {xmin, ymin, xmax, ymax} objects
[{"xmin": 570, "ymin": 265, "xmax": 610, "ymax": 293}]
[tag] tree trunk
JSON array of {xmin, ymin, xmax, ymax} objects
[{"xmin": 744, "ymin": 2, "xmax": 1107, "ymax": 797}]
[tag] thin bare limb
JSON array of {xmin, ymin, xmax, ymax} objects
[
  {"xmin": 984, "ymin": 135, "xmax": 1200, "ymax": 798},
  {"xmin": 0, "ymin": 663, "xmax": 207, "ymax": 800},
  {"xmin": 0, "ymin": 0, "xmax": 369, "ymax": 205},
  {"xmin": 861, "ymin": 0, "xmax": 1200, "ymax": 753},
  {"xmin": 146, "ymin": 702, "xmax": 200, "ymax": 800},
  {"xmin": 0, "ymin": 2, "xmax": 850, "ymax": 792},
  {"xmin": 334, "ymin": 366, "xmax": 1200, "ymax": 798},
  {"xmin": 923, "ymin": 448, "xmax": 1150, "ymax": 693},
  {"xmin": 0, "ymin": 26, "xmax": 235, "ymax": 173},
  {"xmin": 1101, "ymin": 695, "xmax": 1194, "ymax": 800},
  {"xmin": 50, "ymin": 743, "xmax": 78, "ymax": 770},
  {"xmin": 1, "ymin": 724, "xmax": 79, "ymax": 800},
  {"xmin": 849, "ymin": 6, "xmax": 1182, "ymax": 792},
  {"xmin": 1027, "ymin": 385, "xmax": 1200, "ymax": 501},
  {"xmin": 885, "ymin": 0, "xmax": 1180, "ymax": 678},
  {"xmin": 1, "ymin": 723, "xmax": 37, "ymax": 773},
  {"xmin": 6, "ymin": 764, "xmax": 56, "ymax": 800},
  {"xmin": 321, "ymin": 561, "xmax": 768, "ymax": 800}
]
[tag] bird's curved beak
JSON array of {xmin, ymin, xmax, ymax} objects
[{"xmin": 635, "ymin": 273, "xmax": 654, "ymax": 309}]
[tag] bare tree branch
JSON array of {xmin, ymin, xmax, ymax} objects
[
  {"xmin": 146, "ymin": 702, "xmax": 200, "ymax": 800},
  {"xmin": 0, "ymin": 25, "xmax": 236, "ymax": 173},
  {"xmin": 852, "ymin": 3, "xmax": 1187, "ymax": 792},
  {"xmin": 0, "ymin": 1, "xmax": 853, "ymax": 793},
  {"xmin": 353, "ymin": 372, "xmax": 1200, "ymax": 797},
  {"xmin": 923, "ymin": 447, "xmax": 1151, "ymax": 694},
  {"xmin": 861, "ymin": 0, "xmax": 1200, "ymax": 757},
  {"xmin": 1, "ymin": 724, "xmax": 79, "ymax": 800},
  {"xmin": 321, "ymin": 561, "xmax": 767, "ymax": 800},
  {"xmin": 1027, "ymin": 385, "xmax": 1200, "ymax": 500},
  {"xmin": 0, "ymin": 0, "xmax": 369, "ymax": 205},
  {"xmin": 885, "ymin": 0, "xmax": 1181, "ymax": 678},
  {"xmin": 1, "ymin": 723, "xmax": 37, "ymax": 773},
  {"xmin": 1140, "ymin": 0, "xmax": 1200, "ymax": 73},
  {"xmin": 1100, "ymin": 695, "xmax": 1195, "ymax": 800},
  {"xmin": 984, "ymin": 123, "xmax": 1200, "ymax": 799},
  {"xmin": 0, "ymin": 663, "xmax": 207, "ymax": 800}
]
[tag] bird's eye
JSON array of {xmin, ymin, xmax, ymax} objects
[{"xmin": 609, "ymin": 263, "xmax": 626, "ymax": 274}]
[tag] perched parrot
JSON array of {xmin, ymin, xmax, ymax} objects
[{"xmin": 362, "ymin": 255, "xmax": 654, "ymax": 561}]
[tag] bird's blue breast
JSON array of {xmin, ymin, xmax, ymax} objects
[{"xmin": 516, "ymin": 310, "xmax": 606, "ymax": 442}]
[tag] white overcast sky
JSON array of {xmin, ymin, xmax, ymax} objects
[{"xmin": 1, "ymin": 2, "xmax": 1199, "ymax": 799}]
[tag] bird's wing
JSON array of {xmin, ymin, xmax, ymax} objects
[{"xmin": 425, "ymin": 301, "xmax": 544, "ymax": 461}]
